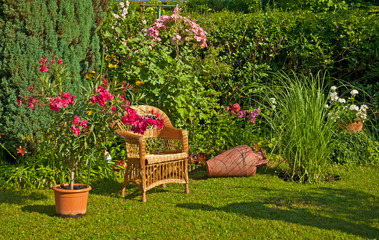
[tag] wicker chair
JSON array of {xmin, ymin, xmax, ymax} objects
[{"xmin": 111, "ymin": 105, "xmax": 189, "ymax": 202}]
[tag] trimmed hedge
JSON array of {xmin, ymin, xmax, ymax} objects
[{"xmin": 189, "ymin": 9, "xmax": 378, "ymax": 105}]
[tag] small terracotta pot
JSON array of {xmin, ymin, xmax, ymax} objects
[
  {"xmin": 206, "ymin": 145, "xmax": 268, "ymax": 177},
  {"xmin": 52, "ymin": 184, "xmax": 91, "ymax": 218},
  {"xmin": 340, "ymin": 121, "xmax": 363, "ymax": 133}
]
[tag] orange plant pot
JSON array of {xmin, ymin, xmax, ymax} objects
[
  {"xmin": 52, "ymin": 184, "xmax": 91, "ymax": 218},
  {"xmin": 339, "ymin": 121, "xmax": 363, "ymax": 133}
]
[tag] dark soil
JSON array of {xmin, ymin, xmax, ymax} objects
[{"xmin": 58, "ymin": 184, "xmax": 89, "ymax": 190}]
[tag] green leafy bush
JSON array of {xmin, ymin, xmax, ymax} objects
[
  {"xmin": 189, "ymin": 103, "xmax": 262, "ymax": 157},
  {"xmin": 332, "ymin": 130, "xmax": 379, "ymax": 166},
  {"xmin": 190, "ymin": 9, "xmax": 378, "ymax": 106}
]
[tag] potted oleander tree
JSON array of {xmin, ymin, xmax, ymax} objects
[{"xmin": 18, "ymin": 56, "xmax": 163, "ymax": 217}]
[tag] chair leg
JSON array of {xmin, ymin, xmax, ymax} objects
[
  {"xmin": 121, "ymin": 176, "xmax": 127, "ymax": 197},
  {"xmin": 121, "ymin": 165, "xmax": 131, "ymax": 197},
  {"xmin": 185, "ymin": 183, "xmax": 189, "ymax": 194}
]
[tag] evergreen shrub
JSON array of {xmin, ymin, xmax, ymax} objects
[{"xmin": 0, "ymin": 0, "xmax": 110, "ymax": 158}]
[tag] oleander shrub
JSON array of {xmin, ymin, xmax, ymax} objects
[{"xmin": 0, "ymin": 0, "xmax": 110, "ymax": 158}]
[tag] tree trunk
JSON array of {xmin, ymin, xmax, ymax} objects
[{"xmin": 69, "ymin": 167, "xmax": 75, "ymax": 190}]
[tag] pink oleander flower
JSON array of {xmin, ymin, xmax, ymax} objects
[
  {"xmin": 39, "ymin": 64, "xmax": 49, "ymax": 72},
  {"xmin": 28, "ymin": 97, "xmax": 37, "ymax": 110},
  {"xmin": 39, "ymin": 57, "xmax": 48, "ymax": 64},
  {"xmin": 80, "ymin": 120, "xmax": 88, "ymax": 128},
  {"xmin": 91, "ymin": 86, "xmax": 114, "ymax": 107},
  {"xmin": 73, "ymin": 116, "xmax": 81, "ymax": 125},
  {"xmin": 17, "ymin": 99, "xmax": 22, "ymax": 105},
  {"xmin": 71, "ymin": 125, "xmax": 81, "ymax": 136},
  {"xmin": 29, "ymin": 86, "xmax": 34, "ymax": 92}
]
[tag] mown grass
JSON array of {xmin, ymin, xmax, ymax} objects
[{"xmin": 0, "ymin": 163, "xmax": 378, "ymax": 239}]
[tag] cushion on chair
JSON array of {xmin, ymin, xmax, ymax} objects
[{"xmin": 145, "ymin": 152, "xmax": 188, "ymax": 164}]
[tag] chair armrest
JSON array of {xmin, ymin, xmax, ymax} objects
[
  {"xmin": 114, "ymin": 129, "xmax": 144, "ymax": 145},
  {"xmin": 160, "ymin": 126, "xmax": 188, "ymax": 154},
  {"xmin": 159, "ymin": 126, "xmax": 184, "ymax": 139}
]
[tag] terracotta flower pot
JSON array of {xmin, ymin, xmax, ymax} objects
[
  {"xmin": 52, "ymin": 184, "xmax": 91, "ymax": 218},
  {"xmin": 206, "ymin": 145, "xmax": 268, "ymax": 177},
  {"xmin": 339, "ymin": 121, "xmax": 363, "ymax": 133}
]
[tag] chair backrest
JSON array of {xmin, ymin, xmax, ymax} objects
[
  {"xmin": 131, "ymin": 105, "xmax": 172, "ymax": 127},
  {"xmin": 110, "ymin": 105, "xmax": 172, "ymax": 138}
]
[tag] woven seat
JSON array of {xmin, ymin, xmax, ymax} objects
[{"xmin": 111, "ymin": 105, "xmax": 189, "ymax": 202}]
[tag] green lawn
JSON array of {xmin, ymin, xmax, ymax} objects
[{"xmin": 0, "ymin": 163, "xmax": 378, "ymax": 239}]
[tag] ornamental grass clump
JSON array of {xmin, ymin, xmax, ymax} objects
[
  {"xmin": 264, "ymin": 72, "xmax": 336, "ymax": 183},
  {"xmin": 17, "ymin": 56, "xmax": 164, "ymax": 190}
]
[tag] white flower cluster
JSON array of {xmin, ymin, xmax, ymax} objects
[
  {"xmin": 350, "ymin": 89, "xmax": 359, "ymax": 96},
  {"xmin": 327, "ymin": 86, "xmax": 368, "ymax": 123},
  {"xmin": 349, "ymin": 105, "xmax": 359, "ymax": 111},
  {"xmin": 330, "ymin": 92, "xmax": 339, "ymax": 102},
  {"xmin": 338, "ymin": 98, "xmax": 346, "ymax": 104}
]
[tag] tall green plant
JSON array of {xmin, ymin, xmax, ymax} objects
[
  {"xmin": 262, "ymin": 72, "xmax": 336, "ymax": 183},
  {"xmin": 0, "ymin": 0, "xmax": 108, "ymax": 157}
]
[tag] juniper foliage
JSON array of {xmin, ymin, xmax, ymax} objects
[{"xmin": 0, "ymin": 0, "xmax": 109, "ymax": 159}]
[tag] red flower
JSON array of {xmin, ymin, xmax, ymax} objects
[
  {"xmin": 230, "ymin": 103, "xmax": 240, "ymax": 113},
  {"xmin": 39, "ymin": 64, "xmax": 49, "ymax": 72},
  {"xmin": 57, "ymin": 59, "xmax": 62, "ymax": 64}
]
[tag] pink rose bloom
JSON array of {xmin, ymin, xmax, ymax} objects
[
  {"xmin": 230, "ymin": 103, "xmax": 240, "ymax": 113},
  {"xmin": 29, "ymin": 86, "xmax": 33, "ymax": 92},
  {"xmin": 57, "ymin": 59, "xmax": 62, "ymax": 64},
  {"xmin": 17, "ymin": 99, "xmax": 22, "ymax": 105}
]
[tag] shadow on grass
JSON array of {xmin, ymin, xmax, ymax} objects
[
  {"xmin": 177, "ymin": 187, "xmax": 379, "ymax": 239},
  {"xmin": 0, "ymin": 189, "xmax": 48, "ymax": 205},
  {"xmin": 89, "ymin": 176, "xmax": 170, "ymax": 201},
  {"xmin": 21, "ymin": 204, "xmax": 56, "ymax": 217},
  {"xmin": 189, "ymin": 166, "xmax": 208, "ymax": 180}
]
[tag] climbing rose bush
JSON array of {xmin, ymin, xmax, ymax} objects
[{"xmin": 147, "ymin": 7, "xmax": 208, "ymax": 48}]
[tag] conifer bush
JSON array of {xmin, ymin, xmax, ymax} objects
[{"xmin": 0, "ymin": 0, "xmax": 110, "ymax": 158}]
